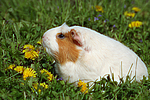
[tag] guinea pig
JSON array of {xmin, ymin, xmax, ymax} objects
[{"xmin": 42, "ymin": 23, "xmax": 148, "ymax": 85}]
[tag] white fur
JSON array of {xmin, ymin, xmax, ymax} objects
[
  {"xmin": 43, "ymin": 23, "xmax": 148, "ymax": 85},
  {"xmin": 43, "ymin": 26, "xmax": 60, "ymax": 56}
]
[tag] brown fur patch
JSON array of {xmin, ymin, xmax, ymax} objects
[{"xmin": 55, "ymin": 30, "xmax": 81, "ymax": 65}]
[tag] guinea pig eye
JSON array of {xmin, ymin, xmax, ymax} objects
[{"xmin": 57, "ymin": 33, "xmax": 65, "ymax": 39}]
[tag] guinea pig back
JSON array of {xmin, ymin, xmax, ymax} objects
[{"xmin": 42, "ymin": 23, "xmax": 148, "ymax": 84}]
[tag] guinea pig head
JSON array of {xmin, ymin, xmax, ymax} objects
[{"xmin": 42, "ymin": 23, "xmax": 83, "ymax": 65}]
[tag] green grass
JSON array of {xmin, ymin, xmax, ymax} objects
[{"xmin": 0, "ymin": 0, "xmax": 150, "ymax": 99}]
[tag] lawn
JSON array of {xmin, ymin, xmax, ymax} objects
[{"xmin": 0, "ymin": 0, "xmax": 150, "ymax": 99}]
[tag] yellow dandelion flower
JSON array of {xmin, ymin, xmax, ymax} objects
[
  {"xmin": 37, "ymin": 39, "xmax": 42, "ymax": 45},
  {"xmin": 132, "ymin": 7, "xmax": 141, "ymax": 12},
  {"xmin": 40, "ymin": 69, "xmax": 54, "ymax": 81},
  {"xmin": 46, "ymin": 71, "xmax": 53, "ymax": 77},
  {"xmin": 78, "ymin": 80, "xmax": 88, "ymax": 94},
  {"xmin": 7, "ymin": 64, "xmax": 15, "ymax": 70},
  {"xmin": 47, "ymin": 74, "xmax": 54, "ymax": 81},
  {"xmin": 124, "ymin": 11, "xmax": 135, "ymax": 17},
  {"xmin": 24, "ymin": 51, "xmax": 32, "ymax": 59},
  {"xmin": 80, "ymin": 85, "xmax": 88, "ymax": 94},
  {"xmin": 30, "ymin": 50, "xmax": 39, "ymax": 59},
  {"xmin": 38, "ymin": 89, "xmax": 41, "ymax": 93},
  {"xmin": 22, "ymin": 44, "xmax": 35, "ymax": 53},
  {"xmin": 23, "ymin": 44, "xmax": 39, "ymax": 60},
  {"xmin": 24, "ymin": 50, "xmax": 39, "ymax": 60},
  {"xmin": 40, "ymin": 82, "xmax": 48, "ymax": 89},
  {"xmin": 23, "ymin": 68, "xmax": 37, "ymax": 80},
  {"xmin": 22, "ymin": 49, "xmax": 29, "ymax": 53},
  {"xmin": 129, "ymin": 21, "xmax": 142, "ymax": 28},
  {"xmin": 78, "ymin": 79, "xmax": 86, "ymax": 87},
  {"xmin": 124, "ymin": 11, "xmax": 128, "ymax": 15},
  {"xmin": 14, "ymin": 66, "xmax": 24, "ymax": 73},
  {"xmin": 95, "ymin": 6, "xmax": 104, "ymax": 13},
  {"xmin": 40, "ymin": 69, "xmax": 50, "ymax": 74},
  {"xmin": 130, "ymin": 13, "xmax": 135, "ymax": 17},
  {"xmin": 23, "ymin": 44, "xmax": 35, "ymax": 50},
  {"xmin": 41, "ymin": 69, "xmax": 47, "ymax": 74},
  {"xmin": 21, "ymin": 83, "xmax": 24, "ymax": 85},
  {"xmin": 32, "ymin": 83, "xmax": 41, "ymax": 93},
  {"xmin": 33, "ymin": 83, "xmax": 38, "ymax": 90}
]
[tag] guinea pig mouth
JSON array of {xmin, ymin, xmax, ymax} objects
[
  {"xmin": 42, "ymin": 40, "xmax": 51, "ymax": 52},
  {"xmin": 44, "ymin": 47, "xmax": 52, "ymax": 55},
  {"xmin": 42, "ymin": 39, "xmax": 46, "ymax": 46}
]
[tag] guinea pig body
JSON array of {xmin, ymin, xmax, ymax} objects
[{"xmin": 42, "ymin": 23, "xmax": 148, "ymax": 84}]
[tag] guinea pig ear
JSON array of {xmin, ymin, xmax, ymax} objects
[
  {"xmin": 61, "ymin": 22, "xmax": 68, "ymax": 27},
  {"xmin": 61, "ymin": 23, "xmax": 70, "ymax": 33},
  {"xmin": 70, "ymin": 29, "xmax": 83, "ymax": 47}
]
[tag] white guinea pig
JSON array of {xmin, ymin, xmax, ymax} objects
[{"xmin": 42, "ymin": 23, "xmax": 148, "ymax": 85}]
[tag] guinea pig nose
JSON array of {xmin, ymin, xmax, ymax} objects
[
  {"xmin": 43, "ymin": 35, "xmax": 46, "ymax": 40},
  {"xmin": 42, "ymin": 35, "xmax": 46, "ymax": 41}
]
